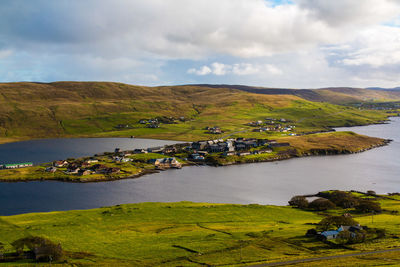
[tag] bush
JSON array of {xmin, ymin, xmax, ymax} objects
[
  {"xmin": 11, "ymin": 236, "xmax": 63, "ymax": 262},
  {"xmin": 338, "ymin": 230, "xmax": 366, "ymax": 244},
  {"xmin": 305, "ymin": 228, "xmax": 318, "ymax": 237},
  {"xmin": 288, "ymin": 196, "xmax": 309, "ymax": 209},
  {"xmin": 318, "ymin": 216, "xmax": 359, "ymax": 231},
  {"xmin": 355, "ymin": 199, "xmax": 382, "ymax": 213},
  {"xmin": 308, "ymin": 198, "xmax": 336, "ymax": 211}
]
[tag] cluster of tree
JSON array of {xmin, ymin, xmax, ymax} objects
[
  {"xmin": 289, "ymin": 191, "xmax": 382, "ymax": 213},
  {"xmin": 318, "ymin": 191, "xmax": 382, "ymax": 213},
  {"xmin": 11, "ymin": 236, "xmax": 63, "ymax": 262},
  {"xmin": 288, "ymin": 195, "xmax": 336, "ymax": 211}
]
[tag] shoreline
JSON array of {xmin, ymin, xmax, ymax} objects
[{"xmin": 0, "ymin": 137, "xmax": 391, "ymax": 184}]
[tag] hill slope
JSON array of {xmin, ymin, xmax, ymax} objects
[
  {"xmin": 192, "ymin": 84, "xmax": 400, "ymax": 104},
  {"xmin": 0, "ymin": 82, "xmax": 392, "ymax": 142}
]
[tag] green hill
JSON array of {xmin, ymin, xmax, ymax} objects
[
  {"xmin": 0, "ymin": 82, "xmax": 393, "ymax": 143},
  {"xmin": 192, "ymin": 84, "xmax": 400, "ymax": 104}
]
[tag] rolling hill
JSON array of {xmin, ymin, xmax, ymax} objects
[
  {"xmin": 191, "ymin": 84, "xmax": 400, "ymax": 104},
  {"xmin": 0, "ymin": 82, "xmax": 394, "ymax": 142}
]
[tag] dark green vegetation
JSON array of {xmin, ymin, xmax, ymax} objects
[
  {"xmin": 0, "ymin": 191, "xmax": 400, "ymax": 266},
  {"xmin": 0, "ymin": 82, "xmax": 396, "ymax": 143}
]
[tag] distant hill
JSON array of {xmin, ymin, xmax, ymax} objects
[
  {"xmin": 0, "ymin": 81, "xmax": 393, "ymax": 142},
  {"xmin": 191, "ymin": 84, "xmax": 400, "ymax": 104},
  {"xmin": 366, "ymin": 87, "xmax": 400, "ymax": 91}
]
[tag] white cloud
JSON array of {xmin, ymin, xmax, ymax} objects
[
  {"xmin": 337, "ymin": 26, "xmax": 400, "ymax": 67},
  {"xmin": 188, "ymin": 62, "xmax": 282, "ymax": 76},
  {"xmin": 211, "ymin": 62, "xmax": 230, "ymax": 75},
  {"xmin": 187, "ymin": 66, "xmax": 212, "ymax": 75}
]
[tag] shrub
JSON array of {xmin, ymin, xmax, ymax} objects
[
  {"xmin": 288, "ymin": 196, "xmax": 309, "ymax": 209},
  {"xmin": 355, "ymin": 199, "xmax": 382, "ymax": 213},
  {"xmin": 308, "ymin": 198, "xmax": 336, "ymax": 211}
]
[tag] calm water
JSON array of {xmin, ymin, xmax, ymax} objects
[
  {"xmin": 1, "ymin": 118, "xmax": 399, "ymax": 215},
  {"xmin": 0, "ymin": 138, "xmax": 178, "ymax": 164}
]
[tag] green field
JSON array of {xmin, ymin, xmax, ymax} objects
[
  {"xmin": 0, "ymin": 82, "xmax": 395, "ymax": 143},
  {"xmin": 1, "ymin": 193, "xmax": 400, "ymax": 266}
]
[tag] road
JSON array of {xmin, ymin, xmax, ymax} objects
[{"xmin": 248, "ymin": 248, "xmax": 400, "ymax": 266}]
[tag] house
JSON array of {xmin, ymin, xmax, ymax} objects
[
  {"xmin": 2, "ymin": 162, "xmax": 33, "ymax": 169},
  {"xmin": 319, "ymin": 230, "xmax": 340, "ymax": 240},
  {"xmin": 92, "ymin": 164, "xmax": 108, "ymax": 174},
  {"xmin": 147, "ymin": 146, "xmax": 164, "ymax": 153},
  {"xmin": 190, "ymin": 153, "xmax": 205, "ymax": 161},
  {"xmin": 45, "ymin": 166, "xmax": 57, "ymax": 173},
  {"xmin": 254, "ymin": 149, "xmax": 272, "ymax": 154},
  {"xmin": 153, "ymin": 157, "xmax": 182, "ymax": 169},
  {"xmin": 115, "ymin": 148, "xmax": 121, "ymax": 153},
  {"xmin": 53, "ymin": 160, "xmax": 68, "ymax": 167},
  {"xmin": 209, "ymin": 144, "xmax": 225, "ymax": 153},
  {"xmin": 78, "ymin": 169, "xmax": 91, "ymax": 176},
  {"xmin": 191, "ymin": 141, "xmax": 208, "ymax": 151},
  {"xmin": 319, "ymin": 225, "xmax": 364, "ymax": 241},
  {"xmin": 133, "ymin": 148, "xmax": 147, "ymax": 154},
  {"xmin": 86, "ymin": 159, "xmax": 99, "ymax": 164},
  {"xmin": 147, "ymin": 123, "xmax": 160, "ymax": 128},
  {"xmin": 65, "ymin": 167, "xmax": 80, "ymax": 174},
  {"xmin": 163, "ymin": 146, "xmax": 177, "ymax": 154}
]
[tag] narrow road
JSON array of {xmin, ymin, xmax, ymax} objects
[{"xmin": 248, "ymin": 248, "xmax": 400, "ymax": 266}]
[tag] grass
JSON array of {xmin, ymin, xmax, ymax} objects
[
  {"xmin": 1, "ymin": 195, "xmax": 400, "ymax": 266},
  {"xmin": 0, "ymin": 82, "xmax": 394, "ymax": 143},
  {"xmin": 280, "ymin": 131, "xmax": 387, "ymax": 155}
]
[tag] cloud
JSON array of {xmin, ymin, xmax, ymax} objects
[
  {"xmin": 188, "ymin": 62, "xmax": 282, "ymax": 76},
  {"xmin": 2, "ymin": 0, "xmax": 399, "ymax": 60},
  {"xmin": 0, "ymin": 0, "xmax": 399, "ymax": 87},
  {"xmin": 187, "ymin": 66, "xmax": 212, "ymax": 76}
]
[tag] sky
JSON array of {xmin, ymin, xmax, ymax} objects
[{"xmin": 1, "ymin": 0, "xmax": 400, "ymax": 88}]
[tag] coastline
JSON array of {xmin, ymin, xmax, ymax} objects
[{"xmin": 0, "ymin": 135, "xmax": 391, "ymax": 183}]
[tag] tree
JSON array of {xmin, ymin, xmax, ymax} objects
[
  {"xmin": 318, "ymin": 216, "xmax": 359, "ymax": 231},
  {"xmin": 288, "ymin": 196, "xmax": 309, "ymax": 209},
  {"xmin": 308, "ymin": 198, "xmax": 336, "ymax": 211},
  {"xmin": 328, "ymin": 191, "xmax": 359, "ymax": 208},
  {"xmin": 355, "ymin": 199, "xmax": 382, "ymax": 213},
  {"xmin": 337, "ymin": 230, "xmax": 352, "ymax": 244}
]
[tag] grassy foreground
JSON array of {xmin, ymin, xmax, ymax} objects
[{"xmin": 1, "ymin": 194, "xmax": 400, "ymax": 266}]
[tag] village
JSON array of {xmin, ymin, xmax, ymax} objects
[
  {"xmin": 246, "ymin": 118, "xmax": 296, "ymax": 134},
  {"xmin": 0, "ymin": 137, "xmax": 292, "ymax": 180}
]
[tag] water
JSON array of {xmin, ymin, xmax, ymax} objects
[
  {"xmin": 1, "ymin": 118, "xmax": 399, "ymax": 215},
  {"xmin": 0, "ymin": 138, "xmax": 178, "ymax": 164}
]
